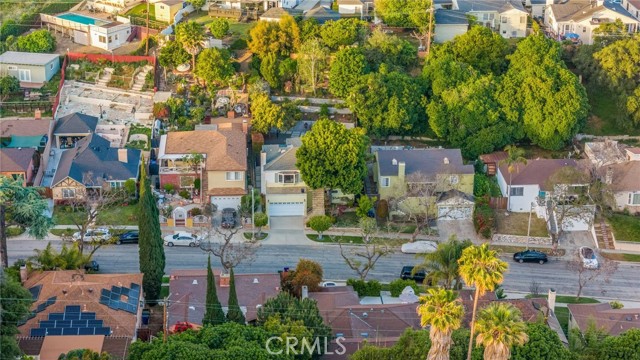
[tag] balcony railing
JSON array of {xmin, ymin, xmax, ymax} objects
[{"xmin": 159, "ymin": 166, "xmax": 203, "ymax": 174}]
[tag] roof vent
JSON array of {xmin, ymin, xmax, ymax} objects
[
  {"xmin": 362, "ymin": 312, "xmax": 368, "ymax": 318},
  {"xmin": 192, "ymin": 279, "xmax": 198, "ymax": 285},
  {"xmin": 626, "ymin": 316, "xmax": 633, "ymax": 321},
  {"xmin": 189, "ymin": 306, "xmax": 195, "ymax": 311},
  {"xmin": 392, "ymin": 158, "xmax": 397, "ymax": 165},
  {"xmin": 443, "ymin": 157, "xmax": 449, "ymax": 164},
  {"xmin": 253, "ymin": 278, "xmax": 259, "ymax": 284}
]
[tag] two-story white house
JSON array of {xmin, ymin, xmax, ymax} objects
[
  {"xmin": 622, "ymin": 0, "xmax": 640, "ymax": 19},
  {"xmin": 545, "ymin": 0, "xmax": 639, "ymax": 44},
  {"xmin": 260, "ymin": 142, "xmax": 310, "ymax": 218},
  {"xmin": 453, "ymin": 0, "xmax": 528, "ymax": 38}
]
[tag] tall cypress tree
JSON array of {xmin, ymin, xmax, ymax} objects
[
  {"xmin": 225, "ymin": 267, "xmax": 245, "ymax": 324},
  {"xmin": 203, "ymin": 255, "xmax": 225, "ymax": 325},
  {"xmin": 137, "ymin": 157, "xmax": 165, "ymax": 304}
]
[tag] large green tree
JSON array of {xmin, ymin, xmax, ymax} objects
[
  {"xmin": 225, "ymin": 267, "xmax": 245, "ymax": 324},
  {"xmin": 158, "ymin": 40, "xmax": 190, "ymax": 71},
  {"xmin": 511, "ymin": 323, "xmax": 574, "ymax": 360},
  {"xmin": 365, "ymin": 29, "xmax": 417, "ymax": 71},
  {"xmin": 499, "ymin": 33, "xmax": 589, "ymax": 150},
  {"xmin": 195, "ymin": 48, "xmax": 235, "ymax": 87},
  {"xmin": 249, "ymin": 93, "xmax": 292, "ymax": 133},
  {"xmin": 328, "ymin": 47, "xmax": 369, "ymax": 98},
  {"xmin": 0, "ymin": 177, "xmax": 52, "ymax": 268},
  {"xmin": 15, "ymin": 29, "xmax": 55, "ymax": 53},
  {"xmin": 320, "ymin": 18, "xmax": 367, "ymax": 50},
  {"xmin": 248, "ymin": 15, "xmax": 300, "ymax": 59},
  {"xmin": 296, "ymin": 119, "xmax": 369, "ymax": 194},
  {"xmin": 0, "ymin": 275, "xmax": 32, "ymax": 360},
  {"xmin": 137, "ymin": 159, "xmax": 165, "ymax": 304},
  {"xmin": 375, "ymin": 0, "xmax": 430, "ymax": 28},
  {"xmin": 434, "ymin": 26, "xmax": 510, "ymax": 75},
  {"xmin": 0, "ymin": 75, "xmax": 20, "ymax": 100},
  {"xmin": 417, "ymin": 288, "xmax": 465, "ymax": 360},
  {"xmin": 208, "ymin": 17, "xmax": 229, "ymax": 38},
  {"xmin": 176, "ymin": 21, "xmax": 205, "ymax": 69},
  {"xmin": 415, "ymin": 236, "xmax": 472, "ymax": 289},
  {"xmin": 297, "ymin": 38, "xmax": 328, "ymax": 95},
  {"xmin": 475, "ymin": 303, "xmax": 529, "ymax": 360},
  {"xmin": 202, "ymin": 255, "xmax": 225, "ymax": 326}
]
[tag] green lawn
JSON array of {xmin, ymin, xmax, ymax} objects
[
  {"xmin": 554, "ymin": 307, "xmax": 570, "ymax": 336},
  {"xmin": 584, "ymin": 85, "xmax": 640, "ymax": 136},
  {"xmin": 496, "ymin": 212, "xmax": 549, "ymax": 237},
  {"xmin": 125, "ymin": 3, "xmax": 156, "ymax": 18},
  {"xmin": 607, "ymin": 213, "xmax": 640, "ymax": 243},
  {"xmin": 333, "ymin": 212, "xmax": 359, "ymax": 227},
  {"xmin": 229, "ymin": 21, "xmax": 255, "ymax": 36},
  {"xmin": 96, "ymin": 204, "xmax": 138, "ymax": 226},
  {"xmin": 50, "ymin": 228, "xmax": 75, "ymax": 237},
  {"xmin": 602, "ymin": 252, "xmax": 640, "ymax": 263},
  {"xmin": 243, "ymin": 232, "xmax": 268, "ymax": 240},
  {"xmin": 526, "ymin": 294, "xmax": 599, "ymax": 304},
  {"xmin": 53, "ymin": 207, "xmax": 86, "ymax": 226}
]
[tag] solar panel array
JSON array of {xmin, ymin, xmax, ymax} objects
[
  {"xmin": 98, "ymin": 283, "xmax": 140, "ymax": 314},
  {"xmin": 28, "ymin": 285, "xmax": 42, "ymax": 300},
  {"xmin": 29, "ymin": 305, "xmax": 111, "ymax": 337},
  {"xmin": 35, "ymin": 296, "xmax": 56, "ymax": 313}
]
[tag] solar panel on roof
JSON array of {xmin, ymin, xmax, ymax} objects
[
  {"xmin": 65, "ymin": 312, "xmax": 81, "ymax": 321},
  {"xmin": 35, "ymin": 303, "xmax": 47, "ymax": 313},
  {"xmin": 65, "ymin": 305, "xmax": 81, "ymax": 313},
  {"xmin": 94, "ymin": 327, "xmax": 111, "ymax": 335},
  {"xmin": 129, "ymin": 290, "xmax": 140, "ymax": 301},
  {"xmin": 49, "ymin": 313, "xmax": 64, "ymax": 321},
  {"xmin": 108, "ymin": 300, "xmax": 119, "ymax": 310},
  {"xmin": 79, "ymin": 327, "xmax": 95, "ymax": 335},
  {"xmin": 29, "ymin": 285, "xmax": 42, "ymax": 300},
  {"xmin": 88, "ymin": 320, "xmax": 103, "ymax": 327},
  {"xmin": 111, "ymin": 286, "xmax": 121, "ymax": 295},
  {"xmin": 30, "ymin": 328, "xmax": 46, "ymax": 337},
  {"xmin": 47, "ymin": 328, "xmax": 63, "ymax": 336},
  {"xmin": 40, "ymin": 320, "xmax": 56, "ymax": 328},
  {"xmin": 80, "ymin": 312, "xmax": 96, "ymax": 320},
  {"xmin": 125, "ymin": 303, "xmax": 137, "ymax": 314},
  {"xmin": 63, "ymin": 327, "xmax": 79, "ymax": 336},
  {"xmin": 45, "ymin": 296, "xmax": 56, "ymax": 306},
  {"xmin": 72, "ymin": 320, "xmax": 88, "ymax": 327},
  {"xmin": 101, "ymin": 288, "xmax": 109, "ymax": 297},
  {"xmin": 128, "ymin": 296, "xmax": 138, "ymax": 306},
  {"xmin": 110, "ymin": 292, "xmax": 120, "ymax": 301},
  {"xmin": 57, "ymin": 320, "xmax": 72, "ymax": 328},
  {"xmin": 99, "ymin": 296, "xmax": 109, "ymax": 306},
  {"xmin": 120, "ymin": 287, "xmax": 130, "ymax": 296},
  {"xmin": 130, "ymin": 283, "xmax": 140, "ymax": 291}
]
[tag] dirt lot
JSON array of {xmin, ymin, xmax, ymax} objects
[
  {"xmin": 496, "ymin": 212, "xmax": 549, "ymax": 237},
  {"xmin": 51, "ymin": 32, "xmax": 143, "ymax": 55}
]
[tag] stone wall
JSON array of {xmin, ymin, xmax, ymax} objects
[{"xmin": 492, "ymin": 234, "xmax": 552, "ymax": 245}]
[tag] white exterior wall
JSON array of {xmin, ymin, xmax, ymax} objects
[
  {"xmin": 338, "ymin": 4, "xmax": 362, "ymax": 15},
  {"xmin": 261, "ymin": 170, "xmax": 276, "ymax": 194},
  {"xmin": 497, "ymin": 169, "xmax": 539, "ymax": 212},
  {"xmin": 623, "ymin": 0, "xmax": 640, "ymax": 19},
  {"xmin": 531, "ymin": 4, "xmax": 545, "ymax": 18},
  {"xmin": 435, "ymin": 24, "xmax": 469, "ymax": 43},
  {"xmin": 498, "ymin": 9, "xmax": 528, "ymax": 38},
  {"xmin": 89, "ymin": 23, "xmax": 131, "ymax": 50},
  {"xmin": 615, "ymin": 191, "xmax": 640, "ymax": 214}
]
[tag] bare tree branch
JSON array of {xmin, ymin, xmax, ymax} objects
[
  {"xmin": 566, "ymin": 252, "xmax": 618, "ymax": 300},
  {"xmin": 198, "ymin": 222, "xmax": 260, "ymax": 272},
  {"xmin": 338, "ymin": 218, "xmax": 395, "ymax": 281}
]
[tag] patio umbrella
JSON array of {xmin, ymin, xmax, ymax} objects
[{"xmin": 565, "ymin": 33, "xmax": 580, "ymax": 39}]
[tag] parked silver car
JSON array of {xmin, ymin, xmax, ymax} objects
[{"xmin": 163, "ymin": 232, "xmax": 200, "ymax": 247}]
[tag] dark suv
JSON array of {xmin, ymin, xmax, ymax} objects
[
  {"xmin": 513, "ymin": 250, "xmax": 548, "ymax": 264},
  {"xmin": 84, "ymin": 260, "xmax": 99, "ymax": 272},
  {"xmin": 400, "ymin": 266, "xmax": 427, "ymax": 283},
  {"xmin": 116, "ymin": 231, "xmax": 139, "ymax": 244},
  {"xmin": 221, "ymin": 208, "xmax": 237, "ymax": 229}
]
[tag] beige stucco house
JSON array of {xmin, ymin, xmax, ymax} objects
[{"xmin": 155, "ymin": 0, "xmax": 185, "ymax": 23}]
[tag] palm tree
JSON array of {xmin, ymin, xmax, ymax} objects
[
  {"xmin": 475, "ymin": 303, "xmax": 529, "ymax": 360},
  {"xmin": 458, "ymin": 244, "xmax": 509, "ymax": 360},
  {"xmin": 415, "ymin": 236, "xmax": 472, "ymax": 289},
  {"xmin": 417, "ymin": 288, "xmax": 464, "ymax": 360},
  {"xmin": 176, "ymin": 21, "xmax": 205, "ymax": 70},
  {"xmin": 499, "ymin": 145, "xmax": 527, "ymax": 211}
]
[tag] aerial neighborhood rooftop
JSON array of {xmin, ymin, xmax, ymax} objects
[{"xmin": 1, "ymin": 0, "xmax": 640, "ymax": 359}]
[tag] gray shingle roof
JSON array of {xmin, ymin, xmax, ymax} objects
[
  {"xmin": 0, "ymin": 148, "xmax": 35, "ymax": 172},
  {"xmin": 54, "ymin": 113, "xmax": 98, "ymax": 135},
  {"xmin": 0, "ymin": 51, "xmax": 59, "ymax": 66},
  {"xmin": 435, "ymin": 9, "xmax": 469, "ymax": 25},
  {"xmin": 263, "ymin": 145, "xmax": 298, "ymax": 171},
  {"xmin": 377, "ymin": 149, "xmax": 474, "ymax": 177},
  {"xmin": 456, "ymin": 0, "xmax": 526, "ymax": 13},
  {"xmin": 304, "ymin": 6, "xmax": 341, "ymax": 24},
  {"xmin": 52, "ymin": 134, "xmax": 140, "ymax": 187}
]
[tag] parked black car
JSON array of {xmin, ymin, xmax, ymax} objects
[
  {"xmin": 84, "ymin": 260, "xmax": 99, "ymax": 272},
  {"xmin": 221, "ymin": 208, "xmax": 237, "ymax": 229},
  {"xmin": 400, "ymin": 266, "xmax": 427, "ymax": 283},
  {"xmin": 117, "ymin": 231, "xmax": 139, "ymax": 244},
  {"xmin": 513, "ymin": 250, "xmax": 548, "ymax": 264}
]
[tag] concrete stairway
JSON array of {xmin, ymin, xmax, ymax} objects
[
  {"xmin": 594, "ymin": 218, "xmax": 614, "ymax": 249},
  {"xmin": 96, "ymin": 68, "xmax": 112, "ymax": 86},
  {"xmin": 131, "ymin": 65, "xmax": 153, "ymax": 91}
]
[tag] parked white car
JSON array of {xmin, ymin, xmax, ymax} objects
[
  {"xmin": 580, "ymin": 246, "xmax": 599, "ymax": 269},
  {"xmin": 72, "ymin": 229, "xmax": 111, "ymax": 243},
  {"xmin": 401, "ymin": 241, "xmax": 438, "ymax": 254},
  {"xmin": 163, "ymin": 232, "xmax": 200, "ymax": 247}
]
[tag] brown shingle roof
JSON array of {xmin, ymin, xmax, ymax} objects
[
  {"xmin": 0, "ymin": 119, "xmax": 51, "ymax": 137},
  {"xmin": 567, "ymin": 303, "xmax": 640, "ymax": 336},
  {"xmin": 497, "ymin": 158, "xmax": 580, "ymax": 190},
  {"xmin": 0, "ymin": 148, "xmax": 35, "ymax": 172},
  {"xmin": 479, "ymin": 151, "xmax": 507, "ymax": 165},
  {"xmin": 163, "ymin": 129, "xmax": 247, "ymax": 171},
  {"xmin": 459, "ymin": 289, "xmax": 497, "ymax": 326},
  {"xmin": 603, "ymin": 161, "xmax": 640, "ymax": 191},
  {"xmin": 19, "ymin": 271, "xmax": 143, "ymax": 338},
  {"xmin": 167, "ymin": 269, "xmax": 281, "ymax": 325},
  {"xmin": 39, "ymin": 335, "xmax": 104, "ymax": 360}
]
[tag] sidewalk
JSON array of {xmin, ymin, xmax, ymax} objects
[{"xmin": 504, "ymin": 290, "xmax": 640, "ymax": 308}]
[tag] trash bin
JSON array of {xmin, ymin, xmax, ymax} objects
[{"xmin": 142, "ymin": 309, "xmax": 150, "ymax": 325}]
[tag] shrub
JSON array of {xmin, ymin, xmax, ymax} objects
[
  {"xmin": 163, "ymin": 183, "xmax": 175, "ymax": 194},
  {"xmin": 347, "ymin": 279, "xmax": 381, "ymax": 297},
  {"xmin": 473, "ymin": 201, "xmax": 495, "ymax": 239},
  {"xmin": 190, "ymin": 207, "xmax": 202, "ymax": 216},
  {"xmin": 610, "ymin": 300, "xmax": 624, "ymax": 309},
  {"xmin": 291, "ymin": 259, "xmax": 323, "ymax": 294},
  {"xmin": 376, "ymin": 199, "xmax": 389, "ymax": 219},
  {"xmin": 389, "ymin": 279, "xmax": 420, "ymax": 297},
  {"xmin": 308, "ymin": 215, "xmax": 333, "ymax": 239},
  {"xmin": 178, "ymin": 189, "xmax": 191, "ymax": 199},
  {"xmin": 6, "ymin": 226, "xmax": 25, "ymax": 237}
]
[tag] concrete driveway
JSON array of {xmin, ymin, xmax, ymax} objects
[
  {"xmin": 437, "ymin": 220, "xmax": 479, "ymax": 242},
  {"xmin": 561, "ymin": 231, "xmax": 597, "ymax": 250},
  {"xmin": 269, "ymin": 216, "xmax": 305, "ymax": 230}
]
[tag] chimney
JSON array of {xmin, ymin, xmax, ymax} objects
[
  {"xmin": 548, "ymin": 288, "xmax": 556, "ymax": 310},
  {"xmin": 227, "ymin": 110, "xmax": 237, "ymax": 119},
  {"xmin": 219, "ymin": 273, "xmax": 230, "ymax": 287},
  {"xmin": 118, "ymin": 148, "xmax": 128, "ymax": 163},
  {"xmin": 398, "ymin": 161, "xmax": 406, "ymax": 180},
  {"xmin": 302, "ymin": 285, "xmax": 308, "ymax": 299},
  {"xmin": 19, "ymin": 265, "xmax": 28, "ymax": 283},
  {"xmin": 443, "ymin": 157, "xmax": 450, "ymax": 165}
]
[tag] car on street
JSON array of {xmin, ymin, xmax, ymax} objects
[
  {"xmin": 163, "ymin": 232, "xmax": 200, "ymax": 247},
  {"xmin": 72, "ymin": 229, "xmax": 111, "ymax": 243},
  {"xmin": 513, "ymin": 249, "xmax": 548, "ymax": 264},
  {"xmin": 580, "ymin": 246, "xmax": 599, "ymax": 269},
  {"xmin": 221, "ymin": 208, "xmax": 237, "ymax": 229},
  {"xmin": 117, "ymin": 231, "xmax": 139, "ymax": 245},
  {"xmin": 401, "ymin": 241, "xmax": 438, "ymax": 254},
  {"xmin": 400, "ymin": 266, "xmax": 427, "ymax": 283},
  {"xmin": 84, "ymin": 260, "xmax": 99, "ymax": 272}
]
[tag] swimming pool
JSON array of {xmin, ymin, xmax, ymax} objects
[{"xmin": 57, "ymin": 13, "xmax": 102, "ymax": 26}]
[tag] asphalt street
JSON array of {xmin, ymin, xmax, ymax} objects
[{"xmin": 7, "ymin": 238, "xmax": 640, "ymax": 301}]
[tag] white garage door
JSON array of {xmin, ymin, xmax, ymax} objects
[
  {"xmin": 438, "ymin": 205, "xmax": 473, "ymax": 220},
  {"xmin": 211, "ymin": 196, "xmax": 241, "ymax": 211},
  {"xmin": 268, "ymin": 202, "xmax": 305, "ymax": 217}
]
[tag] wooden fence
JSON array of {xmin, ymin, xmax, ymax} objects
[{"xmin": 489, "ymin": 197, "xmax": 508, "ymax": 210}]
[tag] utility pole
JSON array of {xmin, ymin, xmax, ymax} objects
[
  {"xmin": 0, "ymin": 204, "xmax": 7, "ymax": 269},
  {"xmin": 145, "ymin": 0, "xmax": 150, "ymax": 56},
  {"xmin": 163, "ymin": 295, "xmax": 168, "ymax": 342},
  {"xmin": 425, "ymin": 0, "xmax": 434, "ymax": 59},
  {"xmin": 251, "ymin": 187, "xmax": 255, "ymax": 241}
]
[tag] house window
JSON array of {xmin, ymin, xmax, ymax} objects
[
  {"xmin": 277, "ymin": 172, "xmax": 298, "ymax": 184},
  {"xmin": 160, "ymin": 5, "xmax": 165, "ymax": 9},
  {"xmin": 108, "ymin": 36, "xmax": 112, "ymax": 43},
  {"xmin": 226, "ymin": 171, "xmax": 242, "ymax": 181},
  {"xmin": 115, "ymin": 34, "xmax": 119, "ymax": 41},
  {"xmin": 7, "ymin": 65, "xmax": 17, "ymax": 70},
  {"xmin": 565, "ymin": 24, "xmax": 570, "ymax": 31},
  {"xmin": 62, "ymin": 188, "xmax": 76, "ymax": 198},
  {"xmin": 520, "ymin": 16, "xmax": 525, "ymax": 24},
  {"xmin": 50, "ymin": 63, "xmax": 54, "ymax": 70},
  {"xmin": 510, "ymin": 187, "xmax": 524, "ymax": 196},
  {"xmin": 512, "ymin": 31, "xmax": 517, "ymax": 37},
  {"xmin": 583, "ymin": 27, "xmax": 587, "ymax": 32},
  {"xmin": 99, "ymin": 35, "xmax": 106, "ymax": 43},
  {"xmin": 483, "ymin": 13, "xmax": 489, "ymax": 21},
  {"xmin": 109, "ymin": 181, "xmax": 123, "ymax": 189},
  {"xmin": 450, "ymin": 175, "xmax": 459, "ymax": 185},
  {"xmin": 629, "ymin": 193, "xmax": 640, "ymax": 205},
  {"xmin": 502, "ymin": 17, "xmax": 507, "ymax": 23},
  {"xmin": 381, "ymin": 177, "xmax": 390, "ymax": 187}
]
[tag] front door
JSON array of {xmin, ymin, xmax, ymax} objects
[{"xmin": 18, "ymin": 69, "xmax": 31, "ymax": 82}]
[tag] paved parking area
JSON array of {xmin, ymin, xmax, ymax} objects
[{"xmin": 269, "ymin": 216, "xmax": 304, "ymax": 230}]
